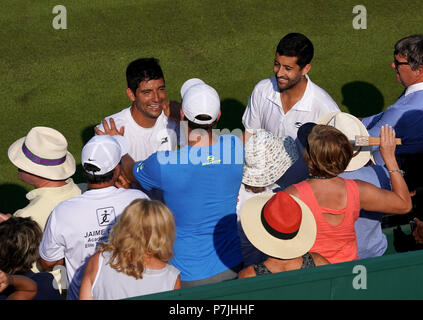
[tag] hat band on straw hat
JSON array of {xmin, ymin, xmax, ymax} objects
[
  {"xmin": 260, "ymin": 206, "xmax": 300, "ymax": 240},
  {"xmin": 22, "ymin": 143, "xmax": 66, "ymax": 166}
]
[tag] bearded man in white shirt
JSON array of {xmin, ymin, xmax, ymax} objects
[{"xmin": 242, "ymin": 33, "xmax": 340, "ymax": 141}]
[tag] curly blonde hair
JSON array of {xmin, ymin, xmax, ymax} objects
[{"xmin": 98, "ymin": 199, "xmax": 176, "ymax": 279}]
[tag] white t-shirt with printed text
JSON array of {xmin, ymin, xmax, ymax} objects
[{"xmin": 39, "ymin": 186, "xmax": 148, "ymax": 300}]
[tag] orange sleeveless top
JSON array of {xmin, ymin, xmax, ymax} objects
[{"xmin": 293, "ymin": 179, "xmax": 360, "ymax": 264}]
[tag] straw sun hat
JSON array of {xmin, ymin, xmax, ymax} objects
[
  {"xmin": 8, "ymin": 127, "xmax": 76, "ymax": 180},
  {"xmin": 242, "ymin": 130, "xmax": 299, "ymax": 187},
  {"xmin": 240, "ymin": 191, "xmax": 317, "ymax": 259},
  {"xmin": 316, "ymin": 112, "xmax": 371, "ymax": 171}
]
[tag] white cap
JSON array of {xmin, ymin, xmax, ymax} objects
[
  {"xmin": 180, "ymin": 78, "xmax": 220, "ymax": 125},
  {"xmin": 82, "ymin": 135, "xmax": 129, "ymax": 175}
]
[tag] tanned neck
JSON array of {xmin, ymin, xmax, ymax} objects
[
  {"xmin": 187, "ymin": 129, "xmax": 216, "ymax": 147},
  {"xmin": 280, "ymin": 76, "xmax": 308, "ymax": 113},
  {"xmin": 87, "ymin": 181, "xmax": 115, "ymax": 190},
  {"xmin": 35, "ymin": 179, "xmax": 68, "ymax": 189}
]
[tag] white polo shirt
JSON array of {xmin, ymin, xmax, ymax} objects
[
  {"xmin": 96, "ymin": 107, "xmax": 184, "ymax": 162},
  {"xmin": 242, "ymin": 75, "xmax": 340, "ymax": 139},
  {"xmin": 39, "ymin": 186, "xmax": 148, "ymax": 300}
]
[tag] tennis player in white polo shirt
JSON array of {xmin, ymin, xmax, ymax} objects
[
  {"xmin": 242, "ymin": 33, "xmax": 340, "ymax": 140},
  {"xmin": 39, "ymin": 135, "xmax": 148, "ymax": 300}
]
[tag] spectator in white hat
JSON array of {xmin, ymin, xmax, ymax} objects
[
  {"xmin": 318, "ymin": 112, "xmax": 393, "ymax": 259},
  {"xmin": 283, "ymin": 123, "xmax": 411, "ymax": 263},
  {"xmin": 3, "ymin": 126, "xmax": 81, "ymax": 230},
  {"xmin": 237, "ymin": 130, "xmax": 298, "ymax": 266},
  {"xmin": 238, "ymin": 191, "xmax": 329, "ymax": 279},
  {"xmin": 39, "ymin": 135, "xmax": 148, "ymax": 300},
  {"xmin": 117, "ymin": 78, "xmax": 244, "ymax": 287}
]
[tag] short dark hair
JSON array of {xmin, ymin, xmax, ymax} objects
[
  {"xmin": 394, "ymin": 34, "xmax": 423, "ymax": 70},
  {"xmin": 126, "ymin": 58, "xmax": 165, "ymax": 94},
  {"xmin": 82, "ymin": 163, "xmax": 115, "ymax": 184},
  {"xmin": 187, "ymin": 115, "xmax": 217, "ymax": 132},
  {"xmin": 276, "ymin": 33, "xmax": 314, "ymax": 69},
  {"xmin": 0, "ymin": 217, "xmax": 43, "ymax": 274}
]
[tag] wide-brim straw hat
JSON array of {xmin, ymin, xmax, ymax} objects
[
  {"xmin": 8, "ymin": 126, "xmax": 76, "ymax": 180},
  {"xmin": 316, "ymin": 112, "xmax": 371, "ymax": 171},
  {"xmin": 242, "ymin": 130, "xmax": 298, "ymax": 187},
  {"xmin": 240, "ymin": 191, "xmax": 316, "ymax": 259}
]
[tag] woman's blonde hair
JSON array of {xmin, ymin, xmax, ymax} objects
[
  {"xmin": 98, "ymin": 199, "xmax": 176, "ymax": 279},
  {"xmin": 304, "ymin": 124, "xmax": 353, "ymax": 177}
]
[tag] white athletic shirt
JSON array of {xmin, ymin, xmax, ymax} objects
[
  {"xmin": 92, "ymin": 251, "xmax": 180, "ymax": 300},
  {"xmin": 242, "ymin": 75, "xmax": 340, "ymax": 139},
  {"xmin": 39, "ymin": 186, "xmax": 148, "ymax": 300},
  {"xmin": 96, "ymin": 107, "xmax": 183, "ymax": 161}
]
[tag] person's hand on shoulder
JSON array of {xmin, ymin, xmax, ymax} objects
[{"xmin": 95, "ymin": 118, "xmax": 125, "ymax": 136}]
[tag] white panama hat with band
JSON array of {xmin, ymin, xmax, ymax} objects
[
  {"xmin": 240, "ymin": 191, "xmax": 317, "ymax": 259},
  {"xmin": 316, "ymin": 112, "xmax": 372, "ymax": 171},
  {"xmin": 8, "ymin": 126, "xmax": 76, "ymax": 180}
]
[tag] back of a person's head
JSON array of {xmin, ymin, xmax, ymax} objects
[
  {"xmin": 0, "ymin": 217, "xmax": 42, "ymax": 274},
  {"xmin": 98, "ymin": 199, "xmax": 175, "ymax": 279},
  {"xmin": 394, "ymin": 34, "xmax": 423, "ymax": 70},
  {"xmin": 305, "ymin": 125, "xmax": 353, "ymax": 177},
  {"xmin": 82, "ymin": 163, "xmax": 115, "ymax": 184},
  {"xmin": 126, "ymin": 57, "xmax": 164, "ymax": 94},
  {"xmin": 276, "ymin": 33, "xmax": 314, "ymax": 69}
]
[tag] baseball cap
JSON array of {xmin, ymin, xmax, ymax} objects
[
  {"xmin": 82, "ymin": 135, "xmax": 129, "ymax": 175},
  {"xmin": 180, "ymin": 78, "xmax": 220, "ymax": 125}
]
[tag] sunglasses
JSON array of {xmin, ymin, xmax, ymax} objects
[{"xmin": 394, "ymin": 58, "xmax": 409, "ymax": 68}]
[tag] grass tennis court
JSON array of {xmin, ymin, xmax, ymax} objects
[{"xmin": 1, "ymin": 0, "xmax": 422, "ymax": 213}]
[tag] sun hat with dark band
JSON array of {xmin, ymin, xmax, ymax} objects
[
  {"xmin": 240, "ymin": 191, "xmax": 317, "ymax": 259},
  {"xmin": 316, "ymin": 112, "xmax": 371, "ymax": 171},
  {"xmin": 8, "ymin": 127, "xmax": 76, "ymax": 180}
]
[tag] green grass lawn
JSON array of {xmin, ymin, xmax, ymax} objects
[{"xmin": 1, "ymin": 0, "xmax": 422, "ymax": 212}]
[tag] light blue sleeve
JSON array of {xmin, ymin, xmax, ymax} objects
[
  {"xmin": 365, "ymin": 107, "xmax": 403, "ymax": 137},
  {"xmin": 133, "ymin": 153, "xmax": 162, "ymax": 191}
]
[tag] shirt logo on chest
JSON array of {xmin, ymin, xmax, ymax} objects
[
  {"xmin": 294, "ymin": 121, "xmax": 303, "ymax": 128},
  {"xmin": 96, "ymin": 207, "xmax": 116, "ymax": 226}
]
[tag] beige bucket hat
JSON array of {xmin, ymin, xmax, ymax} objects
[
  {"xmin": 8, "ymin": 126, "xmax": 76, "ymax": 180},
  {"xmin": 242, "ymin": 130, "xmax": 298, "ymax": 187}
]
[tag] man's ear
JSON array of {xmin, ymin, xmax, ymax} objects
[
  {"xmin": 180, "ymin": 108, "xmax": 185, "ymax": 121},
  {"xmin": 126, "ymin": 88, "xmax": 136, "ymax": 102},
  {"xmin": 301, "ymin": 64, "xmax": 311, "ymax": 76},
  {"xmin": 217, "ymin": 111, "xmax": 222, "ymax": 121}
]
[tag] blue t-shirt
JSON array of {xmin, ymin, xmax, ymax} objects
[{"xmin": 133, "ymin": 134, "xmax": 244, "ymax": 281}]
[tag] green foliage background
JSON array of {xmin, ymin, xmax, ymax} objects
[{"xmin": 1, "ymin": 0, "xmax": 422, "ymax": 211}]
